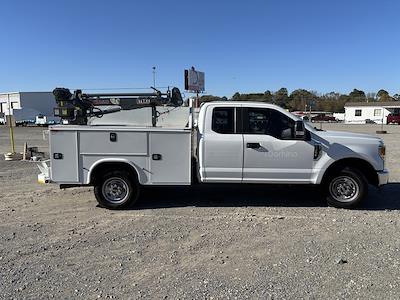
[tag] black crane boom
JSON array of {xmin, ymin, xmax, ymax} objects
[{"xmin": 53, "ymin": 87, "xmax": 184, "ymax": 126}]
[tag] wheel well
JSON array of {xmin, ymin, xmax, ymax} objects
[
  {"xmin": 322, "ymin": 158, "xmax": 378, "ymax": 186},
  {"xmin": 90, "ymin": 162, "xmax": 138, "ymax": 185}
]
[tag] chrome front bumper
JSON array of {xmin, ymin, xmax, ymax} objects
[{"xmin": 377, "ymin": 169, "xmax": 389, "ymax": 186}]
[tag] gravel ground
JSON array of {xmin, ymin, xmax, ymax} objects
[{"xmin": 0, "ymin": 124, "xmax": 400, "ymax": 299}]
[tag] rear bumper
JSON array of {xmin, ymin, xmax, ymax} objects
[{"xmin": 377, "ymin": 169, "xmax": 389, "ymax": 186}]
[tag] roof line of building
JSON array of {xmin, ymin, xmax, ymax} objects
[
  {"xmin": 345, "ymin": 101, "xmax": 400, "ymax": 107},
  {"xmin": 0, "ymin": 91, "xmax": 52, "ymax": 95}
]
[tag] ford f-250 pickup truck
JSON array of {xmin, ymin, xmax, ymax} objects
[{"xmin": 38, "ymin": 90, "xmax": 389, "ymax": 209}]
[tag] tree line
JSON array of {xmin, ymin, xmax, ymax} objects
[{"xmin": 199, "ymin": 88, "xmax": 400, "ymax": 112}]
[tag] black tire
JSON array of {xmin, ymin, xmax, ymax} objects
[
  {"xmin": 94, "ymin": 170, "xmax": 139, "ymax": 209},
  {"xmin": 324, "ymin": 168, "xmax": 368, "ymax": 208}
]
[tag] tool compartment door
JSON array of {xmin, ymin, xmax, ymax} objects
[
  {"xmin": 149, "ymin": 132, "xmax": 191, "ymax": 184},
  {"xmin": 50, "ymin": 130, "xmax": 80, "ymax": 183}
]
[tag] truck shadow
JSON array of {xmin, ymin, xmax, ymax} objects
[{"xmin": 134, "ymin": 183, "xmax": 400, "ymax": 211}]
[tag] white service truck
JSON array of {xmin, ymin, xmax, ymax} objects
[{"xmin": 38, "ymin": 88, "xmax": 389, "ymax": 209}]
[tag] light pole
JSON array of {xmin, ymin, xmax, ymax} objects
[
  {"xmin": 152, "ymin": 66, "xmax": 156, "ymax": 88},
  {"xmin": 7, "ymin": 94, "xmax": 16, "ymax": 154}
]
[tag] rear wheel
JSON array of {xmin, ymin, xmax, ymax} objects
[
  {"xmin": 325, "ymin": 168, "xmax": 368, "ymax": 208},
  {"xmin": 94, "ymin": 170, "xmax": 139, "ymax": 209}
]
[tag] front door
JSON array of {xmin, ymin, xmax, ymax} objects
[{"xmin": 242, "ymin": 107, "xmax": 315, "ymax": 183}]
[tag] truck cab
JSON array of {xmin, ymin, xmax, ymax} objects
[
  {"xmin": 197, "ymin": 102, "xmax": 388, "ymax": 206},
  {"xmin": 198, "ymin": 102, "xmax": 314, "ymax": 184}
]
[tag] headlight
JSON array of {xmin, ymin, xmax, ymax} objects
[{"xmin": 379, "ymin": 145, "xmax": 386, "ymax": 161}]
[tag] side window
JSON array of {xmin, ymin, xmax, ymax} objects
[
  {"xmin": 212, "ymin": 107, "xmax": 234, "ymax": 134},
  {"xmin": 242, "ymin": 108, "xmax": 295, "ymax": 140},
  {"xmin": 243, "ymin": 108, "xmax": 270, "ymax": 134},
  {"xmin": 268, "ymin": 110, "xmax": 295, "ymax": 140},
  {"xmin": 355, "ymin": 109, "xmax": 362, "ymax": 116}
]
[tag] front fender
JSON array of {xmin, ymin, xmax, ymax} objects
[{"xmin": 313, "ymin": 152, "xmax": 379, "ymax": 185}]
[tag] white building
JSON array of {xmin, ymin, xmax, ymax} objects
[
  {"xmin": 344, "ymin": 101, "xmax": 400, "ymax": 124},
  {"xmin": 0, "ymin": 92, "xmax": 56, "ymax": 122}
]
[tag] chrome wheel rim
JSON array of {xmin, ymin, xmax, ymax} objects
[
  {"xmin": 329, "ymin": 176, "xmax": 359, "ymax": 203},
  {"xmin": 102, "ymin": 177, "xmax": 129, "ymax": 204}
]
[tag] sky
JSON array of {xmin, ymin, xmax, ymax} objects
[{"xmin": 0, "ymin": 0, "xmax": 399, "ymax": 97}]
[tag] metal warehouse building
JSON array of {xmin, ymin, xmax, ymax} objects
[
  {"xmin": 344, "ymin": 101, "xmax": 400, "ymax": 124},
  {"xmin": 0, "ymin": 92, "xmax": 55, "ymax": 121}
]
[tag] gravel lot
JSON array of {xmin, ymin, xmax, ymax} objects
[{"xmin": 1, "ymin": 124, "xmax": 400, "ymax": 299}]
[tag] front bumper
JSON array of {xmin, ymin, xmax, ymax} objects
[{"xmin": 377, "ymin": 169, "xmax": 389, "ymax": 186}]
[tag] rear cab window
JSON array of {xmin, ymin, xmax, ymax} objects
[{"xmin": 212, "ymin": 107, "xmax": 235, "ymax": 134}]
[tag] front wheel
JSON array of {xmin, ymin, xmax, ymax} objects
[
  {"xmin": 324, "ymin": 168, "xmax": 368, "ymax": 208},
  {"xmin": 94, "ymin": 170, "xmax": 139, "ymax": 209}
]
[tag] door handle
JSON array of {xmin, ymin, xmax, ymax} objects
[{"xmin": 246, "ymin": 142, "xmax": 261, "ymax": 149}]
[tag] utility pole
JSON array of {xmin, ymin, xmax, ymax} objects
[
  {"xmin": 7, "ymin": 94, "xmax": 16, "ymax": 154},
  {"xmin": 152, "ymin": 66, "xmax": 156, "ymax": 88}
]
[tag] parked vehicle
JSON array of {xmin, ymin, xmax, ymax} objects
[
  {"xmin": 16, "ymin": 119, "xmax": 35, "ymax": 126},
  {"xmin": 301, "ymin": 115, "xmax": 310, "ymax": 121},
  {"xmin": 311, "ymin": 113, "xmax": 337, "ymax": 122},
  {"xmin": 333, "ymin": 113, "xmax": 345, "ymax": 122},
  {"xmin": 38, "ymin": 88, "xmax": 389, "ymax": 209},
  {"xmin": 387, "ymin": 113, "xmax": 400, "ymax": 125},
  {"xmin": 35, "ymin": 114, "xmax": 59, "ymax": 126},
  {"xmin": 35, "ymin": 114, "xmax": 47, "ymax": 126}
]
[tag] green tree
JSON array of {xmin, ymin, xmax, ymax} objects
[
  {"xmin": 377, "ymin": 89, "xmax": 392, "ymax": 102},
  {"xmin": 230, "ymin": 91, "xmax": 274, "ymax": 102},
  {"xmin": 274, "ymin": 88, "xmax": 289, "ymax": 108},
  {"xmin": 348, "ymin": 89, "xmax": 366, "ymax": 102},
  {"xmin": 377, "ymin": 89, "xmax": 389, "ymax": 98},
  {"xmin": 246, "ymin": 93, "xmax": 267, "ymax": 102},
  {"xmin": 199, "ymin": 95, "xmax": 226, "ymax": 103},
  {"xmin": 227, "ymin": 87, "xmax": 396, "ymax": 112},
  {"xmin": 232, "ymin": 92, "xmax": 241, "ymax": 100},
  {"xmin": 264, "ymin": 90, "xmax": 273, "ymax": 103},
  {"xmin": 316, "ymin": 93, "xmax": 348, "ymax": 112},
  {"xmin": 289, "ymin": 89, "xmax": 318, "ymax": 111}
]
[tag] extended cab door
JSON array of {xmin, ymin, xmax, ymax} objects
[
  {"xmin": 242, "ymin": 107, "xmax": 315, "ymax": 183},
  {"xmin": 199, "ymin": 105, "xmax": 243, "ymax": 182}
]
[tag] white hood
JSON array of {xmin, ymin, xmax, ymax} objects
[{"xmin": 316, "ymin": 130, "xmax": 382, "ymax": 142}]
